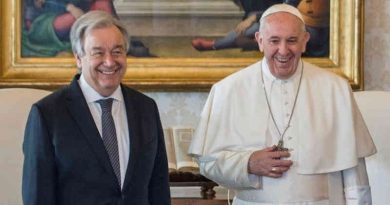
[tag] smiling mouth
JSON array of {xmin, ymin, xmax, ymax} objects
[
  {"xmin": 275, "ymin": 56, "xmax": 291, "ymax": 63},
  {"xmin": 99, "ymin": 69, "xmax": 118, "ymax": 75}
]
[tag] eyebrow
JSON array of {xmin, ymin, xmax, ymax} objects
[
  {"xmin": 90, "ymin": 44, "xmax": 125, "ymax": 51},
  {"xmin": 91, "ymin": 47, "xmax": 103, "ymax": 51},
  {"xmin": 268, "ymin": 36, "xmax": 299, "ymax": 40},
  {"xmin": 287, "ymin": 37, "xmax": 298, "ymax": 40},
  {"xmin": 112, "ymin": 45, "xmax": 125, "ymax": 50},
  {"xmin": 268, "ymin": 36, "xmax": 280, "ymax": 40}
]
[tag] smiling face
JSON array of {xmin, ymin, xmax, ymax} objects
[
  {"xmin": 76, "ymin": 25, "xmax": 127, "ymax": 97},
  {"xmin": 255, "ymin": 12, "xmax": 310, "ymax": 79}
]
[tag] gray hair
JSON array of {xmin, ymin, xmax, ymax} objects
[{"xmin": 70, "ymin": 10, "xmax": 129, "ymax": 57}]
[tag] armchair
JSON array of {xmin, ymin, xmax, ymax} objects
[
  {"xmin": 0, "ymin": 88, "xmax": 51, "ymax": 205},
  {"xmin": 354, "ymin": 91, "xmax": 390, "ymax": 205}
]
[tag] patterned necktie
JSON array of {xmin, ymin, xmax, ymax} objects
[{"xmin": 97, "ymin": 98, "xmax": 121, "ymax": 186}]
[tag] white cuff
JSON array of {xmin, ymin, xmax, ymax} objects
[
  {"xmin": 344, "ymin": 186, "xmax": 372, "ymax": 205},
  {"xmin": 248, "ymin": 173, "xmax": 262, "ymax": 189}
]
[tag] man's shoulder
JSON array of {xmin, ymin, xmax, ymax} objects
[
  {"xmin": 214, "ymin": 61, "xmax": 261, "ymax": 91},
  {"xmin": 36, "ymin": 85, "xmax": 70, "ymax": 106},
  {"xmin": 302, "ymin": 61, "xmax": 351, "ymax": 96},
  {"xmin": 26, "ymin": 85, "xmax": 73, "ymax": 119},
  {"xmin": 303, "ymin": 61, "xmax": 348, "ymax": 84},
  {"xmin": 121, "ymin": 85, "xmax": 153, "ymax": 101},
  {"xmin": 121, "ymin": 85, "xmax": 157, "ymax": 108}
]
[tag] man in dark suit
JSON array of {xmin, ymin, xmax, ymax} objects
[{"xmin": 22, "ymin": 11, "xmax": 170, "ymax": 205}]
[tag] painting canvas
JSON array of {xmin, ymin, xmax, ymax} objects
[
  {"xmin": 20, "ymin": 0, "xmax": 329, "ymax": 59},
  {"xmin": 0, "ymin": 0, "xmax": 364, "ymax": 90},
  {"xmin": 123, "ymin": 0, "xmax": 330, "ymax": 58},
  {"xmin": 21, "ymin": 0, "xmax": 125, "ymax": 57}
]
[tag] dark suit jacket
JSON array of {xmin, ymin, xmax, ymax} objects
[{"xmin": 22, "ymin": 75, "xmax": 170, "ymax": 205}]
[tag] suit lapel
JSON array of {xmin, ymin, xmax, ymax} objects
[
  {"xmin": 65, "ymin": 75, "xmax": 119, "ymax": 185},
  {"xmin": 121, "ymin": 86, "xmax": 141, "ymax": 190}
]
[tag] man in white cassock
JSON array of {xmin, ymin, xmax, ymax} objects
[{"xmin": 188, "ymin": 4, "xmax": 376, "ymax": 205}]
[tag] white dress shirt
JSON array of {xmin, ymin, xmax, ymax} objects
[{"xmin": 78, "ymin": 74, "xmax": 130, "ymax": 188}]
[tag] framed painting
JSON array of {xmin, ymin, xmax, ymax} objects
[{"xmin": 0, "ymin": 0, "xmax": 364, "ymax": 91}]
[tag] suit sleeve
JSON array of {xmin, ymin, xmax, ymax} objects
[
  {"xmin": 343, "ymin": 158, "xmax": 372, "ymax": 204},
  {"xmin": 148, "ymin": 102, "xmax": 171, "ymax": 205},
  {"xmin": 22, "ymin": 104, "xmax": 57, "ymax": 205}
]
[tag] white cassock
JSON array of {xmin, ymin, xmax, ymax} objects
[{"xmin": 188, "ymin": 59, "xmax": 376, "ymax": 205}]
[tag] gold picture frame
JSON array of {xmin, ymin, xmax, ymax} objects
[{"xmin": 0, "ymin": 0, "xmax": 364, "ymax": 91}]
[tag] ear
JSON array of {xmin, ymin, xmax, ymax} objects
[
  {"xmin": 74, "ymin": 53, "xmax": 82, "ymax": 70},
  {"xmin": 255, "ymin": 31, "xmax": 264, "ymax": 52},
  {"xmin": 301, "ymin": 31, "xmax": 311, "ymax": 53}
]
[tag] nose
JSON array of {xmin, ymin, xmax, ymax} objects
[
  {"xmin": 278, "ymin": 41, "xmax": 289, "ymax": 55},
  {"xmin": 103, "ymin": 54, "xmax": 115, "ymax": 67}
]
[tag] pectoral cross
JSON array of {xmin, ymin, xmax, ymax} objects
[{"xmin": 273, "ymin": 140, "xmax": 289, "ymax": 151}]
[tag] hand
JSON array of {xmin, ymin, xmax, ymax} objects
[
  {"xmin": 234, "ymin": 15, "xmax": 257, "ymax": 35},
  {"xmin": 66, "ymin": 3, "xmax": 84, "ymax": 19},
  {"xmin": 247, "ymin": 146, "xmax": 293, "ymax": 178}
]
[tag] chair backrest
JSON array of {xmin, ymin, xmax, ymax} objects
[
  {"xmin": 354, "ymin": 91, "xmax": 390, "ymax": 205},
  {"xmin": 0, "ymin": 88, "xmax": 51, "ymax": 205}
]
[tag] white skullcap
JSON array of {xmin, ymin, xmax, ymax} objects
[{"xmin": 260, "ymin": 3, "xmax": 304, "ymax": 23}]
